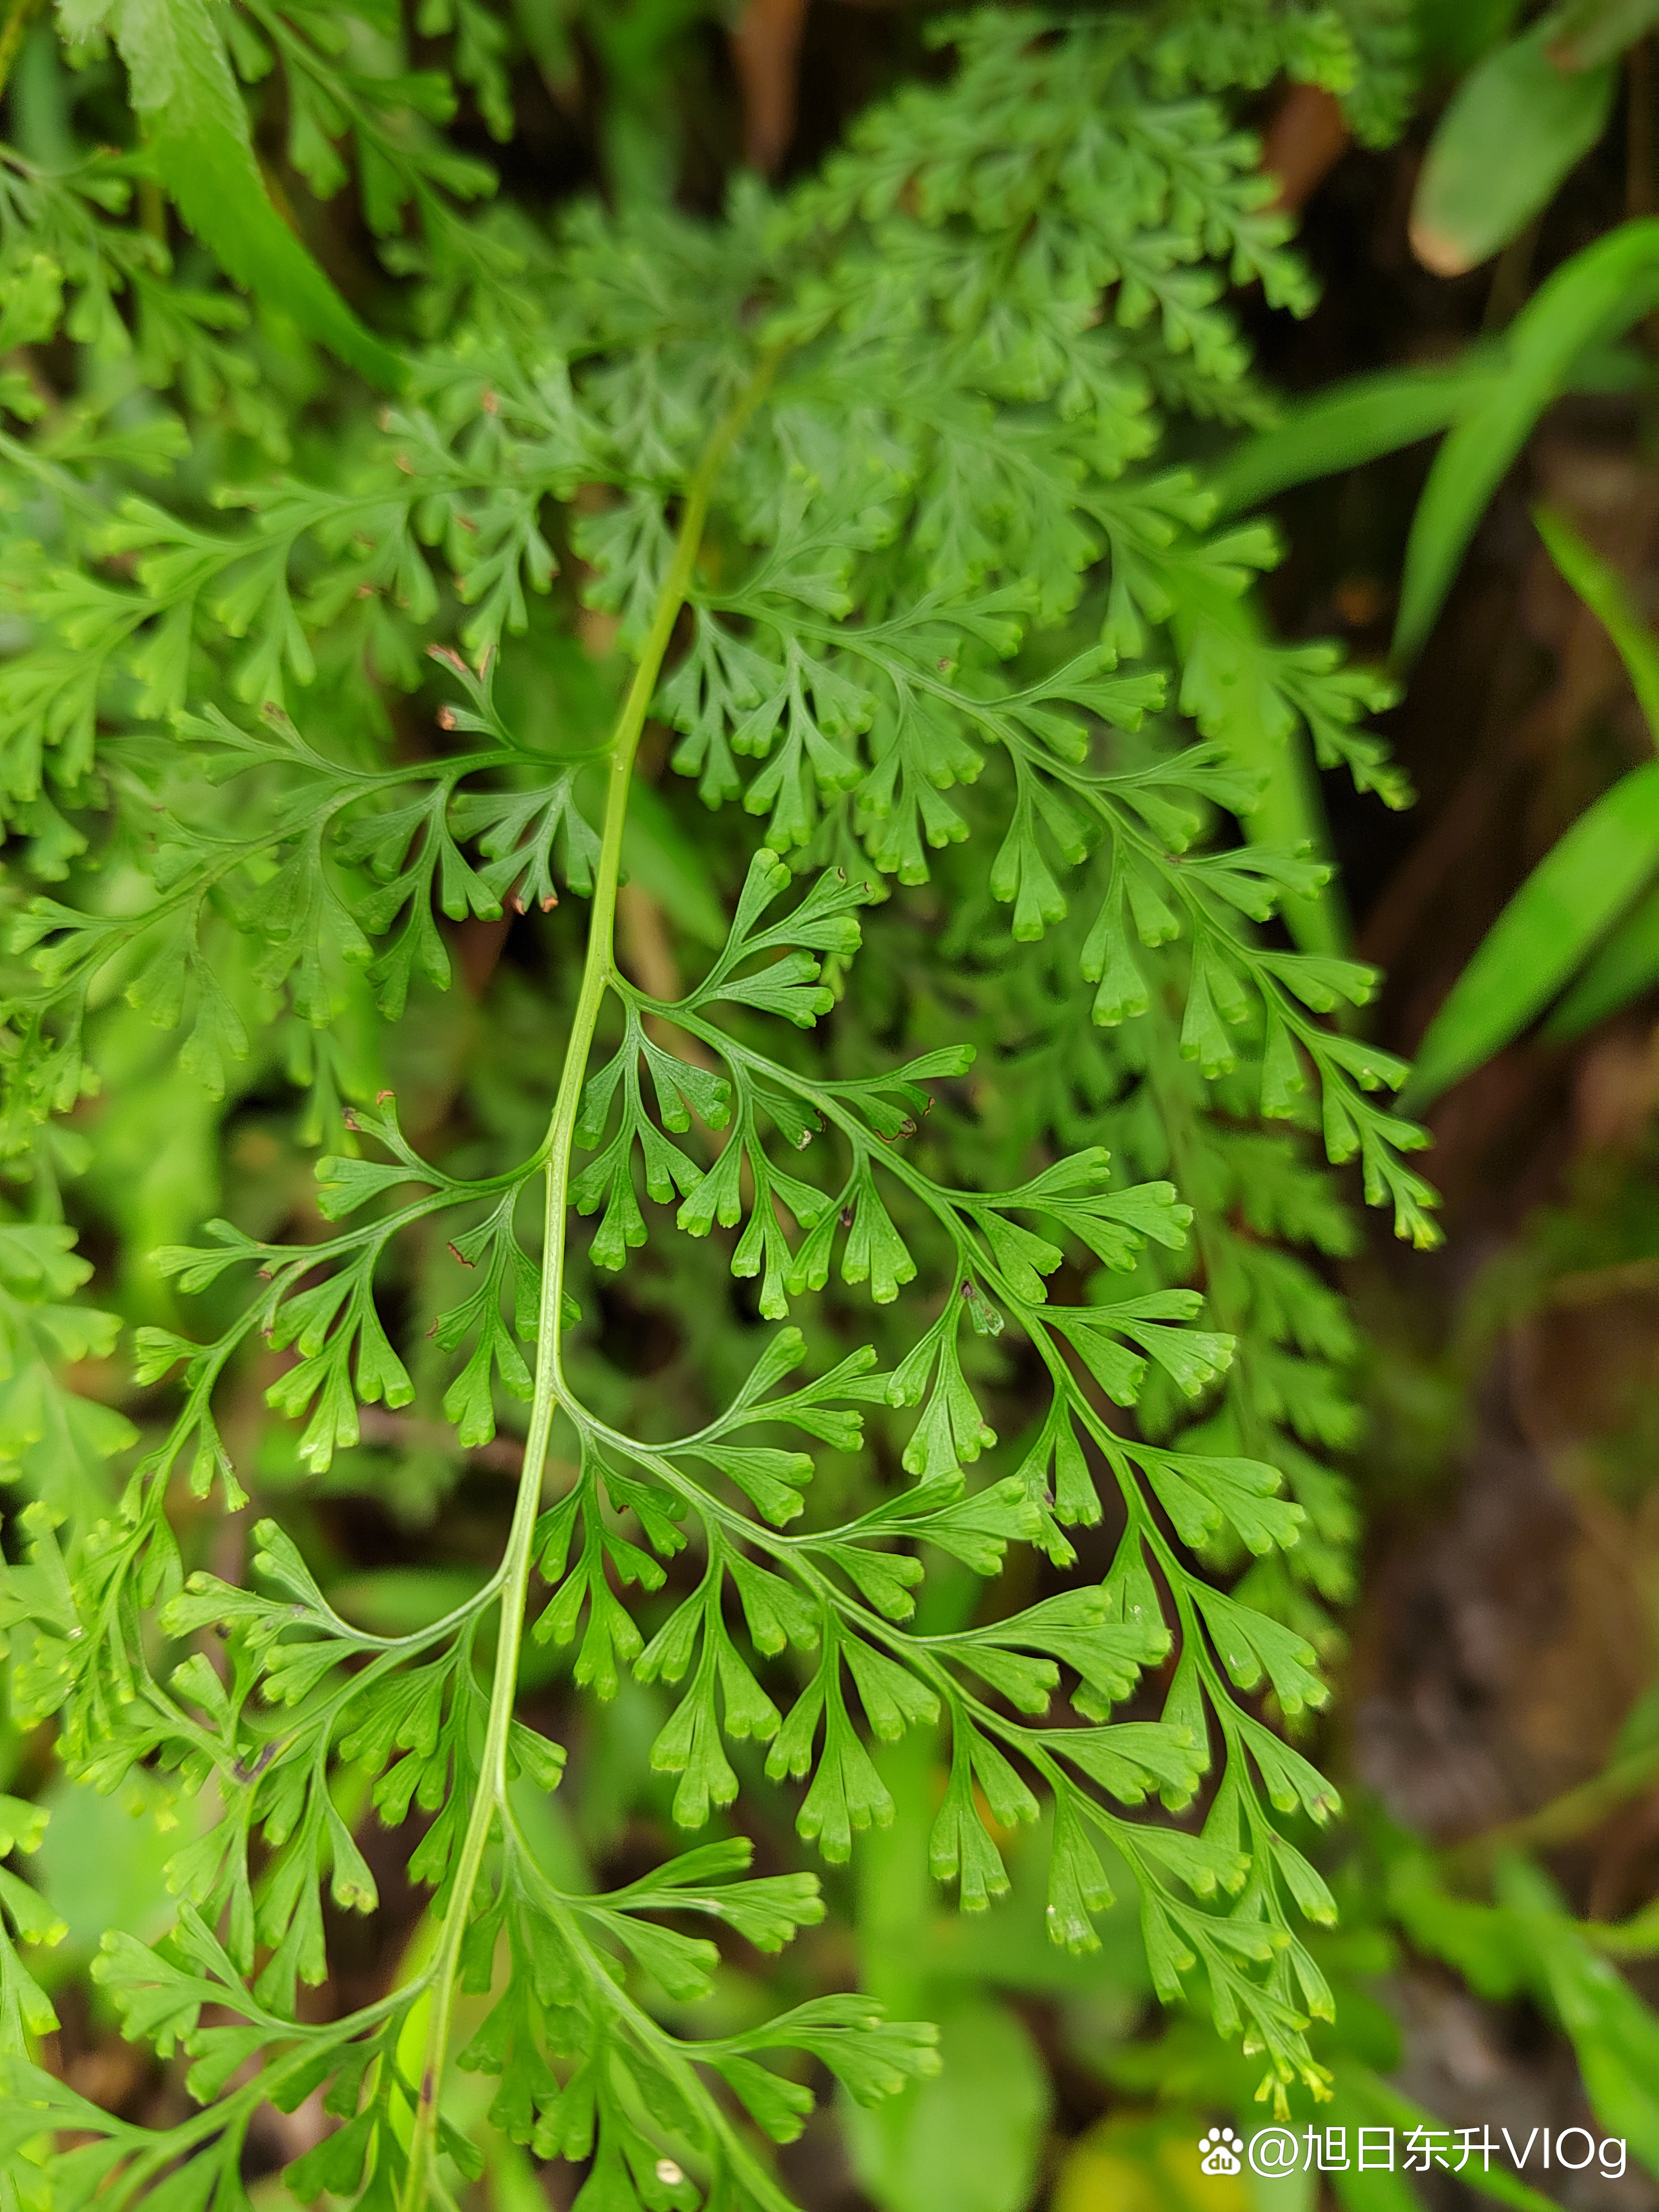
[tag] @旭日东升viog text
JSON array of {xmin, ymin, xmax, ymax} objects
[{"xmin": 1197, "ymin": 2123, "xmax": 1627, "ymax": 2180}]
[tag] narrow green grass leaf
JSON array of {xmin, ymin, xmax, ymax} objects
[
  {"xmin": 1545, "ymin": 879, "xmax": 1659, "ymax": 1037},
  {"xmin": 1527, "ymin": 503, "xmax": 1659, "ymax": 1039},
  {"xmin": 1534, "ymin": 503, "xmax": 1659, "ymax": 734},
  {"xmin": 1212, "ymin": 360, "xmax": 1503, "ymax": 517},
  {"xmin": 114, "ymin": 0, "xmax": 407, "ymax": 392},
  {"xmin": 1402, "ymin": 759, "xmax": 1659, "ymax": 1108},
  {"xmin": 1394, "ymin": 219, "xmax": 1659, "ymax": 665},
  {"xmin": 1215, "ymin": 350, "xmax": 1646, "ymax": 520}
]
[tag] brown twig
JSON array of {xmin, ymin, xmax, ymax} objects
[{"xmin": 1630, "ymin": 39, "xmax": 1655, "ymax": 220}]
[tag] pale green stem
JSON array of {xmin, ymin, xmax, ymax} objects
[
  {"xmin": 0, "ymin": 0, "xmax": 40, "ymax": 108},
  {"xmin": 1139, "ymin": 990, "xmax": 1266, "ymax": 1458},
  {"xmin": 397, "ymin": 359, "xmax": 775, "ymax": 2212},
  {"xmin": 1170, "ymin": 578, "xmax": 1350, "ymax": 962}
]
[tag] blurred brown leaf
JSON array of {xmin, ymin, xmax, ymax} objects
[
  {"xmin": 1261, "ymin": 82, "xmax": 1348, "ymax": 212},
  {"xmin": 731, "ymin": 0, "xmax": 810, "ymax": 176}
]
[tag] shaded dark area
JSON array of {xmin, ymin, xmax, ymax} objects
[{"xmin": 1228, "ymin": 70, "xmax": 1659, "ymax": 2212}]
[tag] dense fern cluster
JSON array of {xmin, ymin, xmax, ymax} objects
[{"xmin": 0, "ymin": 5, "xmax": 1427, "ymax": 2209}]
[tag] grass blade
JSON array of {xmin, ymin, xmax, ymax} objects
[
  {"xmin": 1211, "ymin": 359, "xmax": 1503, "ymax": 518},
  {"xmin": 1401, "ymin": 760, "xmax": 1659, "ymax": 1109},
  {"xmin": 1533, "ymin": 503, "xmax": 1659, "ymax": 734},
  {"xmin": 1526, "ymin": 502, "xmax": 1659, "ymax": 1041},
  {"xmin": 1212, "ymin": 350, "xmax": 1645, "ymax": 521},
  {"xmin": 116, "ymin": 0, "xmax": 407, "ymax": 392},
  {"xmin": 1393, "ymin": 220, "xmax": 1659, "ymax": 665},
  {"xmin": 1544, "ymin": 881, "xmax": 1659, "ymax": 1038}
]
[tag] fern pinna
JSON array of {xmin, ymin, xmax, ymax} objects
[{"xmin": 0, "ymin": 7, "xmax": 1430, "ymax": 2209}]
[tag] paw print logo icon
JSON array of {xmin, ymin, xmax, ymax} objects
[{"xmin": 1199, "ymin": 2127, "xmax": 1244, "ymax": 2176}]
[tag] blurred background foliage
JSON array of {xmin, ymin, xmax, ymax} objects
[{"xmin": 14, "ymin": 1, "xmax": 1659, "ymax": 2207}]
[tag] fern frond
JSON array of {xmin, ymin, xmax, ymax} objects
[{"xmin": 0, "ymin": 8, "xmax": 1436, "ymax": 2205}]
